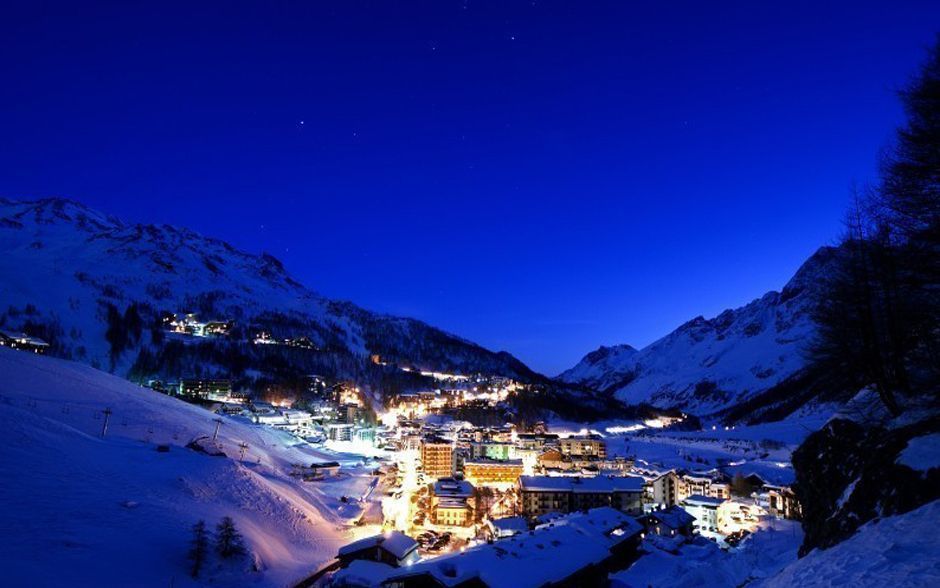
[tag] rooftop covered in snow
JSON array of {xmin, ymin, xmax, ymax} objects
[
  {"xmin": 384, "ymin": 507, "xmax": 642, "ymax": 588},
  {"xmin": 518, "ymin": 475, "xmax": 646, "ymax": 493}
]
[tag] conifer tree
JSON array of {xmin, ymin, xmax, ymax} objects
[
  {"xmin": 215, "ymin": 516, "xmax": 246, "ymax": 559},
  {"xmin": 188, "ymin": 520, "xmax": 209, "ymax": 578}
]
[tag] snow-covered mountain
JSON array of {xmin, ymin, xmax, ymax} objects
[
  {"xmin": 559, "ymin": 247, "xmax": 842, "ymax": 418},
  {"xmin": 0, "ymin": 346, "xmax": 366, "ymax": 587},
  {"xmin": 0, "ymin": 197, "xmax": 540, "ymax": 387}
]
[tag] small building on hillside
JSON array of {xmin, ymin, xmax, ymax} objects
[
  {"xmin": 0, "ymin": 330, "xmax": 49, "ymax": 354},
  {"xmin": 337, "ymin": 531, "xmax": 419, "ymax": 569}
]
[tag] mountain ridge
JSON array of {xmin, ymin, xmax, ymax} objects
[
  {"xmin": 559, "ymin": 246, "xmax": 843, "ymax": 419},
  {"xmin": 0, "ymin": 196, "xmax": 545, "ymax": 390}
]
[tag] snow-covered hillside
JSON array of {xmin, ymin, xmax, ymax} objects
[
  {"xmin": 755, "ymin": 499, "xmax": 940, "ymax": 588},
  {"xmin": 0, "ymin": 347, "xmax": 373, "ymax": 587},
  {"xmin": 559, "ymin": 247, "xmax": 840, "ymax": 417},
  {"xmin": 0, "ymin": 197, "xmax": 538, "ymax": 383}
]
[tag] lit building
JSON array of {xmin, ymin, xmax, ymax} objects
[
  {"xmin": 536, "ymin": 448, "xmax": 565, "ymax": 469},
  {"xmin": 430, "ymin": 478, "xmax": 475, "ymax": 527},
  {"xmin": 559, "ymin": 435, "xmax": 607, "ymax": 459},
  {"xmin": 766, "ymin": 485, "xmax": 802, "ymax": 520},
  {"xmin": 640, "ymin": 505, "xmax": 696, "ymax": 538},
  {"xmin": 681, "ymin": 474, "xmax": 731, "ymax": 501},
  {"xmin": 515, "ymin": 433, "xmax": 559, "ymax": 451},
  {"xmin": 470, "ymin": 441, "xmax": 514, "ymax": 461},
  {"xmin": 681, "ymin": 494, "xmax": 726, "ymax": 537},
  {"xmin": 0, "ymin": 330, "xmax": 50, "ymax": 354},
  {"xmin": 463, "ymin": 459, "xmax": 524, "ymax": 486},
  {"xmin": 383, "ymin": 508, "xmax": 643, "ymax": 587},
  {"xmin": 179, "ymin": 378, "xmax": 232, "ymax": 400},
  {"xmin": 336, "ymin": 531, "xmax": 419, "ymax": 569},
  {"xmin": 326, "ymin": 423, "xmax": 354, "ymax": 441},
  {"xmin": 517, "ymin": 475, "xmax": 646, "ymax": 517},
  {"xmin": 420, "ymin": 436, "xmax": 455, "ymax": 480},
  {"xmin": 646, "ymin": 471, "xmax": 682, "ymax": 507},
  {"xmin": 342, "ymin": 403, "xmax": 362, "ymax": 424}
]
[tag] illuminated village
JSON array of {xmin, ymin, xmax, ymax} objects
[
  {"xmin": 5, "ymin": 6, "xmax": 938, "ymax": 585},
  {"xmin": 133, "ymin": 328, "xmax": 803, "ymax": 586}
]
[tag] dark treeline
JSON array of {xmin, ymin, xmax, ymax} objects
[{"xmin": 811, "ymin": 38, "xmax": 940, "ymax": 416}]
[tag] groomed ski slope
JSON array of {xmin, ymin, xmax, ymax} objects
[{"xmin": 0, "ymin": 347, "xmax": 363, "ymax": 587}]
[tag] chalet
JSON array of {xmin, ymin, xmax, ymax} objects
[
  {"xmin": 382, "ymin": 507, "xmax": 643, "ymax": 588},
  {"xmin": 337, "ymin": 531, "xmax": 420, "ymax": 569},
  {"xmin": 536, "ymin": 448, "xmax": 564, "ymax": 469},
  {"xmin": 641, "ymin": 505, "xmax": 695, "ymax": 538}
]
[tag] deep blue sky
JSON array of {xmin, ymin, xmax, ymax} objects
[{"xmin": 2, "ymin": 2, "xmax": 937, "ymax": 374}]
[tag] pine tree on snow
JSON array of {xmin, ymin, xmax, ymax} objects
[
  {"xmin": 188, "ymin": 520, "xmax": 209, "ymax": 578},
  {"xmin": 215, "ymin": 516, "xmax": 246, "ymax": 559}
]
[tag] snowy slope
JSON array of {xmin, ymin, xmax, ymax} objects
[
  {"xmin": 0, "ymin": 347, "xmax": 371, "ymax": 587},
  {"xmin": 755, "ymin": 499, "xmax": 940, "ymax": 588},
  {"xmin": 611, "ymin": 519, "xmax": 803, "ymax": 588},
  {"xmin": 0, "ymin": 197, "xmax": 538, "ymax": 382},
  {"xmin": 559, "ymin": 247, "xmax": 840, "ymax": 416}
]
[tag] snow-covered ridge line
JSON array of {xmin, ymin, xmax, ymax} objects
[
  {"xmin": 558, "ymin": 246, "xmax": 841, "ymax": 418},
  {"xmin": 0, "ymin": 196, "xmax": 540, "ymax": 385}
]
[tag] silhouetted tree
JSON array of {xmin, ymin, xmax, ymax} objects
[
  {"xmin": 811, "ymin": 38, "xmax": 940, "ymax": 415},
  {"xmin": 215, "ymin": 516, "xmax": 246, "ymax": 559},
  {"xmin": 188, "ymin": 520, "xmax": 209, "ymax": 578}
]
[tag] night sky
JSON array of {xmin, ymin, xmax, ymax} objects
[{"xmin": 2, "ymin": 1, "xmax": 938, "ymax": 374}]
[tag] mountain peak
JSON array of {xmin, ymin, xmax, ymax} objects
[
  {"xmin": 558, "ymin": 245, "xmax": 836, "ymax": 418},
  {"xmin": 0, "ymin": 196, "xmax": 541, "ymax": 387}
]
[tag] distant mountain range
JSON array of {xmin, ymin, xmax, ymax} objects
[
  {"xmin": 559, "ymin": 246, "xmax": 848, "ymax": 421},
  {"xmin": 0, "ymin": 197, "xmax": 542, "ymax": 389},
  {"xmin": 0, "ymin": 197, "xmax": 848, "ymax": 424}
]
